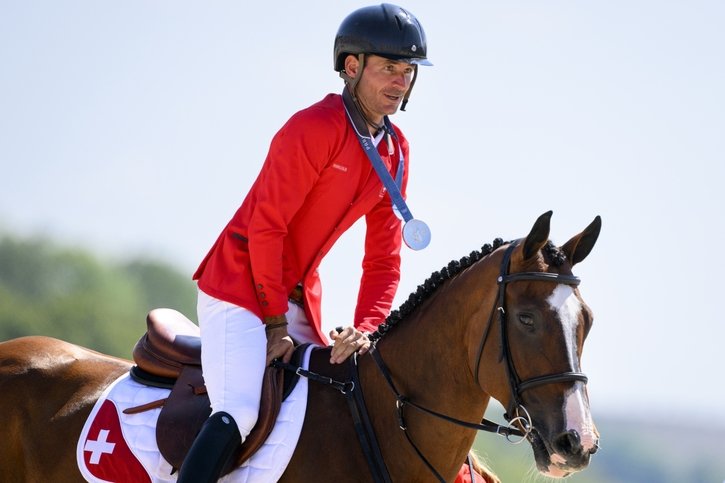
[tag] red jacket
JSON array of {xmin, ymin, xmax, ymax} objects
[
  {"xmin": 194, "ymin": 94, "xmax": 409, "ymax": 345},
  {"xmin": 455, "ymin": 464, "xmax": 488, "ymax": 483}
]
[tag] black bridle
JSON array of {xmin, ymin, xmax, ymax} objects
[{"xmin": 473, "ymin": 239, "xmax": 589, "ymax": 412}]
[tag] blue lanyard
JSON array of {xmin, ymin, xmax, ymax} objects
[{"xmin": 342, "ymin": 88, "xmax": 413, "ymax": 223}]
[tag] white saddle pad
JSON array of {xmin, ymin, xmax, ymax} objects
[{"xmin": 77, "ymin": 345, "xmax": 314, "ymax": 483}]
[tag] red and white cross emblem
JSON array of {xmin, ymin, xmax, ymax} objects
[
  {"xmin": 84, "ymin": 429, "xmax": 116, "ymax": 464},
  {"xmin": 79, "ymin": 399, "xmax": 151, "ymax": 482}
]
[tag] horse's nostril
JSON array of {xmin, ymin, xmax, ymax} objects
[
  {"xmin": 589, "ymin": 440, "xmax": 600, "ymax": 455},
  {"xmin": 554, "ymin": 429, "xmax": 582, "ymax": 456}
]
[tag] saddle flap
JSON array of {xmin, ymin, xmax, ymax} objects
[
  {"xmin": 156, "ymin": 364, "xmax": 285, "ymax": 474},
  {"xmin": 232, "ymin": 364, "xmax": 285, "ymax": 469},
  {"xmin": 156, "ymin": 365, "xmax": 211, "ymax": 469}
]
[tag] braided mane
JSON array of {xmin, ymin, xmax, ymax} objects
[{"xmin": 369, "ymin": 238, "xmax": 566, "ymax": 343}]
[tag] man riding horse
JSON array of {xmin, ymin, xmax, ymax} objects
[{"xmin": 181, "ymin": 4, "xmax": 457, "ymax": 481}]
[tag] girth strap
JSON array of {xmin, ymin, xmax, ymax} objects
[
  {"xmin": 273, "ymin": 353, "xmax": 392, "ymax": 483},
  {"xmin": 345, "ymin": 353, "xmax": 393, "ymax": 483}
]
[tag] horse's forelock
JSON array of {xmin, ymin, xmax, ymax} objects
[{"xmin": 543, "ymin": 241, "xmax": 567, "ymax": 267}]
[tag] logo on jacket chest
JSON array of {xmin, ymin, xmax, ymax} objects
[{"xmin": 332, "ymin": 163, "xmax": 348, "ymax": 173}]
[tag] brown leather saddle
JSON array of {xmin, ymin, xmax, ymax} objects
[{"xmin": 127, "ymin": 308, "xmax": 304, "ymax": 475}]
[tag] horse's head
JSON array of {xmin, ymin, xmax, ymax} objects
[{"xmin": 475, "ymin": 211, "xmax": 601, "ymax": 478}]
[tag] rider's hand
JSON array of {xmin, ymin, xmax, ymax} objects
[
  {"xmin": 265, "ymin": 316, "xmax": 294, "ymax": 365},
  {"xmin": 328, "ymin": 326, "xmax": 370, "ymax": 364}
]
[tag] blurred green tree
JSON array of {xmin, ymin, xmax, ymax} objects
[{"xmin": 0, "ymin": 234, "xmax": 196, "ymax": 358}]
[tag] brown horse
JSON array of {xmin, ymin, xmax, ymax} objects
[{"xmin": 0, "ymin": 211, "xmax": 600, "ymax": 482}]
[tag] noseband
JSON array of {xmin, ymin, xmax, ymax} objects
[{"xmin": 473, "ymin": 239, "xmax": 589, "ymax": 420}]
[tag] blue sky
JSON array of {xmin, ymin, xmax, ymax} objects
[{"xmin": 2, "ymin": 1, "xmax": 724, "ymax": 428}]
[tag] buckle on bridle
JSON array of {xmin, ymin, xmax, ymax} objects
[{"xmin": 396, "ymin": 397, "xmax": 408, "ymax": 430}]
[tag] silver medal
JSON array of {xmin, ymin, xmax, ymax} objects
[{"xmin": 402, "ymin": 219, "xmax": 431, "ymax": 250}]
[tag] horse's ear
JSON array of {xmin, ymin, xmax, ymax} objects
[
  {"xmin": 562, "ymin": 215, "xmax": 602, "ymax": 266},
  {"xmin": 523, "ymin": 211, "xmax": 553, "ymax": 261}
]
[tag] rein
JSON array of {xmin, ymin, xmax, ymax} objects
[{"xmin": 369, "ymin": 348, "xmax": 521, "ymax": 482}]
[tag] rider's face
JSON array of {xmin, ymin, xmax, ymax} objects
[{"xmin": 345, "ymin": 54, "xmax": 415, "ymax": 124}]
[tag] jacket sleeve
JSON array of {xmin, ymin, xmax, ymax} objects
[
  {"xmin": 247, "ymin": 110, "xmax": 333, "ymax": 318},
  {"xmin": 353, "ymin": 132, "xmax": 409, "ymax": 333}
]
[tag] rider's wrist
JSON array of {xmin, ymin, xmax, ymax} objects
[{"xmin": 264, "ymin": 314, "xmax": 288, "ymax": 332}]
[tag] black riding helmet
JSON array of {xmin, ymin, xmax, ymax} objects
[{"xmin": 334, "ymin": 3, "xmax": 432, "ymax": 111}]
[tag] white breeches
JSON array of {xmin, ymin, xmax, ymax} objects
[{"xmin": 197, "ymin": 289, "xmax": 314, "ymax": 438}]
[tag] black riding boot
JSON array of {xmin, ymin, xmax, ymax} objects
[{"xmin": 176, "ymin": 411, "xmax": 242, "ymax": 483}]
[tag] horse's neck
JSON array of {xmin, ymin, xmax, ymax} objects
[
  {"xmin": 362, "ymin": 259, "xmax": 498, "ymax": 479},
  {"xmin": 374, "ymin": 257, "xmax": 498, "ymax": 417}
]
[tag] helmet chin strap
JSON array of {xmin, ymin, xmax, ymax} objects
[
  {"xmin": 400, "ymin": 64, "xmax": 417, "ymax": 112},
  {"xmin": 340, "ymin": 54, "xmax": 383, "ymax": 133}
]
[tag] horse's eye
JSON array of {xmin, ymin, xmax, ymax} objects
[{"xmin": 517, "ymin": 313, "xmax": 534, "ymax": 326}]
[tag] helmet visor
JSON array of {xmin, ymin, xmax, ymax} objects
[{"xmin": 374, "ymin": 53, "xmax": 433, "ymax": 67}]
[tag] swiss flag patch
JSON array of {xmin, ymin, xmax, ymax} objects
[{"xmin": 80, "ymin": 399, "xmax": 151, "ymax": 482}]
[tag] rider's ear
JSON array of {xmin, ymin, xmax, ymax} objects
[
  {"xmin": 522, "ymin": 211, "xmax": 553, "ymax": 261},
  {"xmin": 344, "ymin": 54, "xmax": 361, "ymax": 79},
  {"xmin": 561, "ymin": 216, "xmax": 602, "ymax": 266}
]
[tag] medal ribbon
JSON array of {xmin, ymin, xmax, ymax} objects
[{"xmin": 342, "ymin": 88, "xmax": 411, "ymax": 223}]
